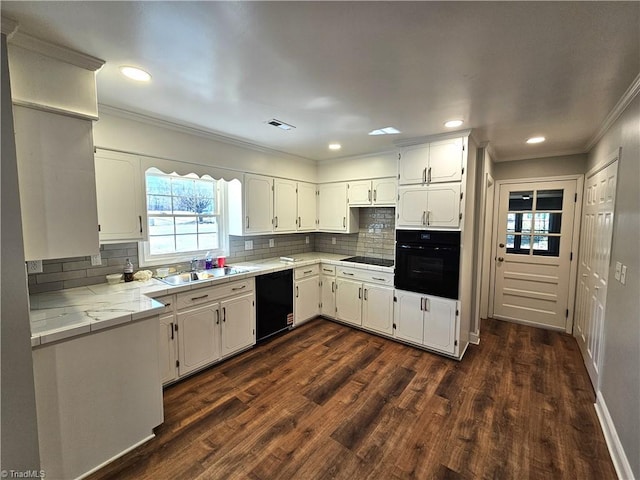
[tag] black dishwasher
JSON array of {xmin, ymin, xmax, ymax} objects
[{"xmin": 255, "ymin": 269, "xmax": 293, "ymax": 342}]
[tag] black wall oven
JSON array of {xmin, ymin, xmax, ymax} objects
[{"xmin": 395, "ymin": 230, "xmax": 461, "ymax": 300}]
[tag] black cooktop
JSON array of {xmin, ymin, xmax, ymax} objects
[{"xmin": 342, "ymin": 256, "xmax": 394, "ymax": 268}]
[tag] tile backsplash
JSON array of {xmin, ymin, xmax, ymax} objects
[{"xmin": 27, "ymin": 207, "xmax": 395, "ymax": 294}]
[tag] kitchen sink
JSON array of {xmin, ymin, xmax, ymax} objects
[{"xmin": 160, "ymin": 266, "xmax": 252, "ymax": 286}]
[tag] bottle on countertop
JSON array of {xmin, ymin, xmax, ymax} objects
[{"xmin": 124, "ymin": 258, "xmax": 134, "ymax": 282}]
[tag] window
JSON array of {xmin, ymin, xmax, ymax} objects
[{"xmin": 140, "ymin": 168, "xmax": 226, "ymax": 266}]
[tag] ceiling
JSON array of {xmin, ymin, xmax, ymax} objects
[{"xmin": 2, "ymin": 1, "xmax": 639, "ymax": 162}]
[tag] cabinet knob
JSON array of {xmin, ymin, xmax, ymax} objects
[{"xmin": 497, "ymin": 257, "xmax": 504, "ymax": 262}]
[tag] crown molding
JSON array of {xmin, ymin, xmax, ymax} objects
[
  {"xmin": 585, "ymin": 72, "xmax": 640, "ymax": 152},
  {"xmin": 8, "ymin": 31, "xmax": 104, "ymax": 71},
  {"xmin": 1, "ymin": 17, "xmax": 18, "ymax": 37},
  {"xmin": 98, "ymin": 104, "xmax": 316, "ymax": 165},
  {"xmin": 393, "ymin": 129, "xmax": 473, "ymax": 148}
]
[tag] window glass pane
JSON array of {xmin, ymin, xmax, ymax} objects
[
  {"xmin": 149, "ymin": 235, "xmax": 175, "ymax": 255},
  {"xmin": 194, "ymin": 180, "xmax": 214, "ymax": 198},
  {"xmin": 533, "ymin": 236, "xmax": 561, "ymax": 256},
  {"xmin": 147, "ymin": 195, "xmax": 172, "ymax": 214},
  {"xmin": 521, "ymin": 213, "xmax": 533, "ymax": 233},
  {"xmin": 521, "ymin": 235, "xmax": 531, "ymax": 251},
  {"xmin": 506, "ymin": 234, "xmax": 515, "ymax": 249},
  {"xmin": 175, "ymin": 217, "xmax": 197, "ymax": 234},
  {"xmin": 198, "ymin": 218, "xmax": 218, "ymax": 233},
  {"xmin": 534, "ymin": 212, "xmax": 562, "ymax": 234},
  {"xmin": 171, "ymin": 177, "xmax": 194, "ymax": 197},
  {"xmin": 507, "ymin": 213, "xmax": 516, "ymax": 233},
  {"xmin": 147, "ymin": 175, "xmax": 172, "ymax": 195},
  {"xmin": 536, "ymin": 189, "xmax": 563, "ymax": 210},
  {"xmin": 508, "ymin": 191, "xmax": 533, "ymax": 211},
  {"xmin": 173, "ymin": 190, "xmax": 214, "ymax": 215},
  {"xmin": 198, "ymin": 233, "xmax": 218, "ymax": 250},
  {"xmin": 506, "ymin": 234, "xmax": 531, "ymax": 254},
  {"xmin": 176, "ymin": 234, "xmax": 198, "ymax": 252},
  {"xmin": 148, "ymin": 217, "xmax": 174, "ymax": 236}
]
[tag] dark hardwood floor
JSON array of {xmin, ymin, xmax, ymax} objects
[{"xmin": 87, "ymin": 318, "xmax": 616, "ymax": 480}]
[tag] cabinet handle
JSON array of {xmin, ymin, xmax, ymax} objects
[
  {"xmin": 139, "ymin": 215, "xmax": 143, "ymax": 233},
  {"xmin": 246, "ymin": 216, "xmax": 250, "ymax": 229},
  {"xmin": 343, "ymin": 217, "xmax": 346, "ymax": 228},
  {"xmin": 216, "ymin": 310, "xmax": 220, "ymax": 325},
  {"xmin": 423, "ymin": 167, "xmax": 427, "ymax": 184},
  {"xmin": 364, "ymin": 288, "xmax": 368, "ymax": 300},
  {"xmin": 296, "ymin": 285, "xmax": 299, "ymax": 298},
  {"xmin": 420, "ymin": 298, "xmax": 424, "ymax": 311},
  {"xmin": 331, "ymin": 281, "xmax": 335, "ymax": 293},
  {"xmin": 191, "ymin": 294, "xmax": 209, "ymax": 301},
  {"xmin": 298, "ymin": 216, "xmax": 301, "ymax": 227},
  {"xmin": 428, "ymin": 167, "xmax": 432, "ymax": 183},
  {"xmin": 373, "ymin": 189, "xmax": 377, "ymax": 202},
  {"xmin": 222, "ymin": 307, "xmax": 226, "ymax": 322},
  {"xmin": 372, "ymin": 277, "xmax": 386, "ymax": 281},
  {"xmin": 358, "ymin": 287, "xmax": 362, "ymax": 299},
  {"xmin": 275, "ymin": 216, "xmax": 278, "ymax": 228},
  {"xmin": 368, "ymin": 189, "xmax": 372, "ymax": 202},
  {"xmin": 342, "ymin": 272, "xmax": 354, "ymax": 276},
  {"xmin": 231, "ymin": 285, "xmax": 247, "ymax": 291},
  {"xmin": 170, "ymin": 322, "xmax": 174, "ymax": 340},
  {"xmin": 424, "ymin": 298, "xmax": 430, "ymax": 311},
  {"xmin": 164, "ymin": 302, "xmax": 171, "ymax": 307},
  {"xmin": 427, "ymin": 211, "xmax": 431, "ymax": 226},
  {"xmin": 422, "ymin": 211, "xmax": 427, "ymax": 225},
  {"xmin": 323, "ymin": 268, "xmax": 332, "ymax": 273},
  {"xmin": 303, "ymin": 269, "xmax": 313, "ymax": 274}
]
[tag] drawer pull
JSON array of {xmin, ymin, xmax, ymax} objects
[
  {"xmin": 231, "ymin": 285, "xmax": 247, "ymax": 291},
  {"xmin": 303, "ymin": 269, "xmax": 313, "ymax": 274},
  {"xmin": 164, "ymin": 302, "xmax": 171, "ymax": 307},
  {"xmin": 372, "ymin": 277, "xmax": 386, "ymax": 281},
  {"xmin": 323, "ymin": 268, "xmax": 333, "ymax": 273},
  {"xmin": 342, "ymin": 272, "xmax": 354, "ymax": 276},
  {"xmin": 191, "ymin": 294, "xmax": 209, "ymax": 301}
]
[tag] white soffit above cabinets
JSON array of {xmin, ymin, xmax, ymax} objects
[{"xmin": 2, "ymin": 1, "xmax": 639, "ymax": 162}]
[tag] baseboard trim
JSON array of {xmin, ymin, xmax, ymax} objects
[
  {"xmin": 76, "ymin": 433, "xmax": 155, "ymax": 480},
  {"xmin": 469, "ymin": 331, "xmax": 480, "ymax": 345},
  {"xmin": 595, "ymin": 391, "xmax": 635, "ymax": 480}
]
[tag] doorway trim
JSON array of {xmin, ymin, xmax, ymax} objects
[{"xmin": 488, "ymin": 174, "xmax": 584, "ymax": 333}]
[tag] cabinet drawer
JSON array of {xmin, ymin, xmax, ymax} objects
[
  {"xmin": 336, "ymin": 267, "xmax": 394, "ymax": 285},
  {"xmin": 176, "ymin": 278, "xmax": 255, "ymax": 310},
  {"xmin": 154, "ymin": 294, "xmax": 176, "ymax": 314},
  {"xmin": 294, "ymin": 264, "xmax": 320, "ymax": 279},
  {"xmin": 320, "ymin": 264, "xmax": 336, "ymax": 276}
]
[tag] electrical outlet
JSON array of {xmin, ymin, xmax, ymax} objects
[
  {"xmin": 26, "ymin": 260, "xmax": 43, "ymax": 274},
  {"xmin": 620, "ymin": 265, "xmax": 627, "ymax": 285},
  {"xmin": 331, "ymin": 237, "xmax": 336, "ymax": 245},
  {"xmin": 615, "ymin": 261, "xmax": 622, "ymax": 281},
  {"xmin": 91, "ymin": 253, "xmax": 102, "ymax": 266},
  {"xmin": 305, "ymin": 236, "xmax": 310, "ymax": 244},
  {"xmin": 245, "ymin": 240, "xmax": 253, "ymax": 250},
  {"xmin": 269, "ymin": 239, "xmax": 275, "ymax": 248}
]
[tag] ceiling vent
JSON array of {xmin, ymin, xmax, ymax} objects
[{"xmin": 266, "ymin": 118, "xmax": 296, "ymax": 131}]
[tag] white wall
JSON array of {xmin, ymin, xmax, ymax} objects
[
  {"xmin": 93, "ymin": 109, "xmax": 318, "ymax": 183},
  {"xmin": 316, "ymin": 151, "xmax": 396, "ymax": 183},
  {"xmin": 492, "ymin": 153, "xmax": 587, "ymax": 180},
  {"xmin": 587, "ymin": 93, "xmax": 640, "ymax": 478}
]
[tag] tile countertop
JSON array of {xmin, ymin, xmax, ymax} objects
[{"xmin": 29, "ymin": 253, "xmax": 394, "ymax": 347}]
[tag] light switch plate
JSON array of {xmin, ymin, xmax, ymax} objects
[
  {"xmin": 620, "ymin": 265, "xmax": 627, "ymax": 285},
  {"xmin": 27, "ymin": 260, "xmax": 43, "ymax": 274},
  {"xmin": 91, "ymin": 253, "xmax": 102, "ymax": 266},
  {"xmin": 269, "ymin": 239, "xmax": 274, "ymax": 248},
  {"xmin": 615, "ymin": 261, "xmax": 622, "ymax": 281},
  {"xmin": 245, "ymin": 240, "xmax": 253, "ymax": 250}
]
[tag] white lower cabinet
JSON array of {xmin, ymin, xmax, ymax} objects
[
  {"xmin": 320, "ymin": 265, "xmax": 336, "ymax": 318},
  {"xmin": 294, "ymin": 265, "xmax": 320, "ymax": 325},
  {"xmin": 362, "ymin": 284, "xmax": 394, "ymax": 335},
  {"xmin": 335, "ymin": 278, "xmax": 363, "ymax": 326},
  {"xmin": 393, "ymin": 289, "xmax": 459, "ymax": 356},
  {"xmin": 155, "ymin": 278, "xmax": 256, "ymax": 385}
]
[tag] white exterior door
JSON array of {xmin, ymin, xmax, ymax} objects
[
  {"xmin": 274, "ymin": 178, "xmax": 297, "ymax": 233},
  {"xmin": 335, "ymin": 278, "xmax": 363, "ymax": 326},
  {"xmin": 575, "ymin": 160, "xmax": 618, "ymax": 388},
  {"xmin": 393, "ymin": 290, "xmax": 424, "ymax": 345},
  {"xmin": 362, "ymin": 284, "xmax": 394, "ymax": 335},
  {"xmin": 492, "ymin": 179, "xmax": 578, "ymax": 330},
  {"xmin": 297, "ymin": 181, "xmax": 317, "ymax": 231}
]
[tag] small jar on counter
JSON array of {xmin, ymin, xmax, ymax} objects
[{"xmin": 124, "ymin": 258, "xmax": 134, "ymax": 282}]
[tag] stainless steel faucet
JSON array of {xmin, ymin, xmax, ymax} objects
[{"xmin": 190, "ymin": 258, "xmax": 199, "ymax": 271}]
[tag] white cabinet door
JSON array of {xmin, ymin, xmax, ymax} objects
[
  {"xmin": 274, "ymin": 178, "xmax": 298, "ymax": 233},
  {"xmin": 220, "ymin": 292, "xmax": 255, "ymax": 357},
  {"xmin": 297, "ymin": 181, "xmax": 317, "ymax": 231},
  {"xmin": 245, "ymin": 174, "xmax": 273, "ymax": 234},
  {"xmin": 95, "ymin": 152, "xmax": 144, "ymax": 242},
  {"xmin": 426, "ymin": 184, "xmax": 461, "ymax": 228},
  {"xmin": 393, "ymin": 290, "xmax": 424, "ymax": 345},
  {"xmin": 295, "ymin": 276, "xmax": 320, "ymax": 325},
  {"xmin": 372, "ymin": 178, "xmax": 397, "ymax": 206},
  {"xmin": 320, "ymin": 275, "xmax": 336, "ymax": 318},
  {"xmin": 423, "ymin": 296, "xmax": 457, "ymax": 355},
  {"xmin": 177, "ymin": 303, "xmax": 220, "ymax": 376},
  {"xmin": 428, "ymin": 138, "xmax": 463, "ymax": 183},
  {"xmin": 399, "ymin": 144, "xmax": 429, "ymax": 185},
  {"xmin": 397, "ymin": 186, "xmax": 429, "ymax": 227},
  {"xmin": 158, "ymin": 314, "xmax": 178, "ymax": 385},
  {"xmin": 335, "ymin": 278, "xmax": 363, "ymax": 326},
  {"xmin": 14, "ymin": 105, "xmax": 99, "ymax": 260},
  {"xmin": 362, "ymin": 284, "xmax": 394, "ymax": 335},
  {"xmin": 318, "ymin": 183, "xmax": 348, "ymax": 231},
  {"xmin": 348, "ymin": 180, "xmax": 372, "ymax": 205}
]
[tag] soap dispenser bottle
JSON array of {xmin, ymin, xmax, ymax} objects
[{"xmin": 124, "ymin": 258, "xmax": 134, "ymax": 282}]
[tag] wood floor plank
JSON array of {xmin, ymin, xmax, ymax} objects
[{"xmin": 86, "ymin": 318, "xmax": 617, "ymax": 480}]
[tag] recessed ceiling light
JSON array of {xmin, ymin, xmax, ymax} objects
[
  {"xmin": 329, "ymin": 143, "xmax": 342, "ymax": 151},
  {"xmin": 119, "ymin": 66, "xmax": 151, "ymax": 82},
  {"xmin": 526, "ymin": 136, "xmax": 546, "ymax": 144},
  {"xmin": 444, "ymin": 119, "xmax": 464, "ymax": 128},
  {"xmin": 368, "ymin": 126, "xmax": 401, "ymax": 136},
  {"xmin": 266, "ymin": 118, "xmax": 296, "ymax": 131}
]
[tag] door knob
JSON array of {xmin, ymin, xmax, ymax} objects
[
  {"xmin": 499, "ymin": 243, "xmax": 505, "ymax": 248},
  {"xmin": 498, "ymin": 257, "xmax": 504, "ymax": 262}
]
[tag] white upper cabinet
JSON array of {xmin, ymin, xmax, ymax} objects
[
  {"xmin": 95, "ymin": 151, "xmax": 145, "ymax": 243},
  {"xmin": 14, "ymin": 106, "xmax": 99, "ymax": 260},
  {"xmin": 274, "ymin": 178, "xmax": 298, "ymax": 233},
  {"xmin": 348, "ymin": 178, "xmax": 397, "ymax": 207},
  {"xmin": 297, "ymin": 181, "xmax": 317, "ymax": 231},
  {"xmin": 399, "ymin": 138, "xmax": 464, "ymax": 185},
  {"xmin": 317, "ymin": 182, "xmax": 358, "ymax": 233},
  {"xmin": 230, "ymin": 173, "xmax": 274, "ymax": 236},
  {"xmin": 397, "ymin": 184, "xmax": 461, "ymax": 229}
]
